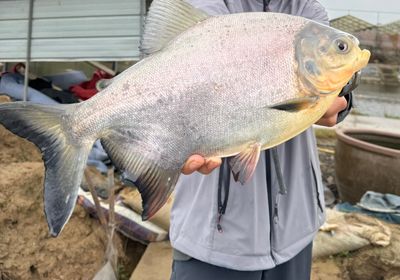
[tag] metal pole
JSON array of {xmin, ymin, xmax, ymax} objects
[
  {"xmin": 112, "ymin": 61, "xmax": 118, "ymax": 73},
  {"xmin": 139, "ymin": 0, "xmax": 147, "ymax": 60},
  {"xmin": 140, "ymin": 0, "xmax": 146, "ymax": 32},
  {"xmin": 23, "ymin": 0, "xmax": 34, "ymax": 102}
]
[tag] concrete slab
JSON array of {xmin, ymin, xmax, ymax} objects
[
  {"xmin": 338, "ymin": 115, "xmax": 400, "ymax": 133},
  {"xmin": 130, "ymin": 241, "xmax": 173, "ymax": 280},
  {"xmin": 314, "ymin": 114, "xmax": 400, "ymax": 134}
]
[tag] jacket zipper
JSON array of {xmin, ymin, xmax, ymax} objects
[
  {"xmin": 265, "ymin": 150, "xmax": 277, "ymax": 265},
  {"xmin": 310, "ymin": 161, "xmax": 323, "ymax": 213},
  {"xmin": 217, "ymin": 157, "xmax": 231, "ymax": 233}
]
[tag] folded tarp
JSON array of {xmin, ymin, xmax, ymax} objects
[
  {"xmin": 70, "ymin": 70, "xmax": 112, "ymax": 100},
  {"xmin": 313, "ymin": 208, "xmax": 391, "ymax": 258},
  {"xmin": 0, "ymin": 73, "xmax": 58, "ymax": 104},
  {"xmin": 336, "ymin": 191, "xmax": 400, "ymax": 224},
  {"xmin": 44, "ymin": 70, "xmax": 88, "ymax": 91},
  {"xmin": 359, "ymin": 191, "xmax": 400, "ymax": 214}
]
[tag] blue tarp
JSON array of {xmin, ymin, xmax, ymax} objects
[{"xmin": 336, "ymin": 191, "xmax": 400, "ymax": 224}]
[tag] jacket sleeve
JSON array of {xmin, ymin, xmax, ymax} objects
[
  {"xmin": 301, "ymin": 0, "xmax": 329, "ymax": 25},
  {"xmin": 186, "ymin": 0, "xmax": 230, "ymax": 15}
]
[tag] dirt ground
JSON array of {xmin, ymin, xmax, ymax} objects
[
  {"xmin": 0, "ymin": 96, "xmax": 146, "ymax": 280},
  {"xmin": 1, "ymin": 94, "xmax": 399, "ymax": 280},
  {"xmin": 311, "ymin": 221, "xmax": 400, "ymax": 280},
  {"xmin": 313, "ymin": 132, "xmax": 400, "ymax": 280}
]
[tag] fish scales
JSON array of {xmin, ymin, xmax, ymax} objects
[{"xmin": 76, "ymin": 13, "xmax": 307, "ymax": 160}]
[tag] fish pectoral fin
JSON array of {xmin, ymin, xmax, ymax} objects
[
  {"xmin": 101, "ymin": 132, "xmax": 179, "ymax": 220},
  {"xmin": 140, "ymin": 0, "xmax": 209, "ymax": 57},
  {"xmin": 229, "ymin": 142, "xmax": 261, "ymax": 185},
  {"xmin": 269, "ymin": 96, "xmax": 319, "ymax": 112}
]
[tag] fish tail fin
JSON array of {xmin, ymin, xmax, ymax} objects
[{"xmin": 0, "ymin": 102, "xmax": 92, "ymax": 236}]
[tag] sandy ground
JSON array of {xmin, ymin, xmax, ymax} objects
[{"xmin": 311, "ymin": 221, "xmax": 400, "ymax": 280}]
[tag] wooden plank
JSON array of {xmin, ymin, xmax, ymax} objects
[
  {"xmin": 0, "ymin": 0, "xmax": 141, "ymax": 20},
  {"xmin": 0, "ymin": 16, "xmax": 140, "ymax": 40},
  {"xmin": 32, "ymin": 16, "xmax": 141, "ymax": 38},
  {"xmin": 32, "ymin": 0, "xmax": 141, "ymax": 18},
  {"xmin": 0, "ymin": 37, "xmax": 140, "ymax": 61},
  {"xmin": 0, "ymin": 20, "xmax": 28, "ymax": 40},
  {"xmin": 130, "ymin": 241, "xmax": 173, "ymax": 280},
  {"xmin": 0, "ymin": 0, "xmax": 28, "ymax": 20},
  {"xmin": 0, "ymin": 39, "xmax": 27, "ymax": 61}
]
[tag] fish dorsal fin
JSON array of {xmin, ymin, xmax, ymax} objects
[{"xmin": 140, "ymin": 0, "xmax": 209, "ymax": 57}]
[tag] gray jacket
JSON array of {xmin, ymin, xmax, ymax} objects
[{"xmin": 170, "ymin": 0, "xmax": 329, "ymax": 271}]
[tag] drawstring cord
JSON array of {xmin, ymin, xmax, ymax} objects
[
  {"xmin": 271, "ymin": 148, "xmax": 287, "ymax": 195},
  {"xmin": 271, "ymin": 147, "xmax": 288, "ymax": 224},
  {"xmin": 217, "ymin": 157, "xmax": 231, "ymax": 233},
  {"xmin": 263, "ymin": 0, "xmax": 271, "ymax": 12}
]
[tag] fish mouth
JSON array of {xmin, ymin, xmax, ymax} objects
[
  {"xmin": 314, "ymin": 48, "xmax": 371, "ymax": 94},
  {"xmin": 356, "ymin": 49, "xmax": 371, "ymax": 70}
]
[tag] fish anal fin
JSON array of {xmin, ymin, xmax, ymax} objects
[
  {"xmin": 269, "ymin": 96, "xmax": 319, "ymax": 112},
  {"xmin": 131, "ymin": 163, "xmax": 180, "ymax": 220},
  {"xmin": 140, "ymin": 0, "xmax": 209, "ymax": 57},
  {"xmin": 229, "ymin": 142, "xmax": 261, "ymax": 185},
  {"xmin": 101, "ymin": 131, "xmax": 180, "ymax": 220}
]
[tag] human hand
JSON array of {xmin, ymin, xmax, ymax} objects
[
  {"xmin": 315, "ymin": 96, "xmax": 348, "ymax": 127},
  {"xmin": 181, "ymin": 155, "xmax": 222, "ymax": 175},
  {"xmin": 316, "ymin": 72, "xmax": 359, "ymax": 126}
]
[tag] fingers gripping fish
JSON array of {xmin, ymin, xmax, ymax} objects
[{"xmin": 0, "ymin": 0, "xmax": 370, "ymax": 236}]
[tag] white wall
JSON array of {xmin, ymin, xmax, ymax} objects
[{"xmin": 0, "ymin": 0, "xmax": 144, "ymax": 61}]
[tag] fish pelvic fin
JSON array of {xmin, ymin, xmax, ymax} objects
[
  {"xmin": 269, "ymin": 96, "xmax": 319, "ymax": 112},
  {"xmin": 0, "ymin": 102, "xmax": 91, "ymax": 237},
  {"xmin": 101, "ymin": 132, "xmax": 180, "ymax": 220},
  {"xmin": 229, "ymin": 142, "xmax": 261, "ymax": 185},
  {"xmin": 140, "ymin": 0, "xmax": 209, "ymax": 57}
]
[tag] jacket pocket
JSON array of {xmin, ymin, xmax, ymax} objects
[{"xmin": 270, "ymin": 162, "xmax": 321, "ymax": 252}]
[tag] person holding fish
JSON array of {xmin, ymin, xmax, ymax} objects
[
  {"xmin": 0, "ymin": 0, "xmax": 369, "ymax": 278},
  {"xmin": 172, "ymin": 1, "xmax": 361, "ymax": 280}
]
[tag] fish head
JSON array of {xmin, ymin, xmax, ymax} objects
[{"xmin": 296, "ymin": 22, "xmax": 371, "ymax": 94}]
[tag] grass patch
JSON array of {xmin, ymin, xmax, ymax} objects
[
  {"xmin": 384, "ymin": 113, "xmax": 400, "ymax": 120},
  {"xmin": 350, "ymin": 110, "xmax": 368, "ymax": 117},
  {"xmin": 314, "ymin": 128, "xmax": 337, "ymax": 139}
]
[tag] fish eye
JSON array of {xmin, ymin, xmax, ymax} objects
[{"xmin": 335, "ymin": 39, "xmax": 349, "ymax": 53}]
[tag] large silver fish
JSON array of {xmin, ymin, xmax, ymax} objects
[{"xmin": 0, "ymin": 0, "xmax": 370, "ymax": 236}]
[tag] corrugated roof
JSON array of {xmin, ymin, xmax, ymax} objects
[
  {"xmin": 330, "ymin": 15, "xmax": 375, "ymax": 34},
  {"xmin": 379, "ymin": 20, "xmax": 400, "ymax": 35}
]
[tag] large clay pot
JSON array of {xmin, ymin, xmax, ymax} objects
[{"xmin": 335, "ymin": 129, "xmax": 400, "ymax": 204}]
